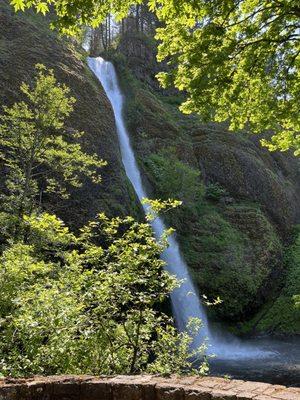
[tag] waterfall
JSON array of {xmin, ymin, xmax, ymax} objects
[{"xmin": 87, "ymin": 57, "xmax": 276, "ymax": 360}]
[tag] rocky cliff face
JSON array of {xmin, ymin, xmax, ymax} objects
[
  {"xmin": 0, "ymin": 1, "xmax": 136, "ymax": 228},
  {"xmin": 115, "ymin": 33, "xmax": 300, "ymax": 331},
  {"xmin": 117, "ymin": 33, "xmax": 300, "ymax": 233},
  {"xmin": 193, "ymin": 129, "xmax": 300, "ymax": 234}
]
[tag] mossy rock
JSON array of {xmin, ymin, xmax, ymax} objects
[
  {"xmin": 0, "ymin": 0, "xmax": 138, "ymax": 228},
  {"xmin": 241, "ymin": 232, "xmax": 300, "ymax": 335},
  {"xmin": 185, "ymin": 205, "xmax": 282, "ymax": 320},
  {"xmin": 193, "ymin": 129, "xmax": 300, "ymax": 235},
  {"xmin": 115, "ymin": 54, "xmax": 299, "ymax": 329}
]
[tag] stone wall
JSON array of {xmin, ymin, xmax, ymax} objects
[{"xmin": 0, "ymin": 375, "xmax": 299, "ymax": 400}]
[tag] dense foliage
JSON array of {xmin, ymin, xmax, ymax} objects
[
  {"xmin": 0, "ymin": 212, "xmax": 207, "ymax": 376},
  {"xmin": 154, "ymin": 0, "xmax": 300, "ymax": 156},
  {"xmin": 10, "ymin": 0, "xmax": 300, "ymax": 155},
  {"xmin": 0, "ymin": 67, "xmax": 208, "ymax": 377},
  {"xmin": 145, "ymin": 149, "xmax": 204, "ymax": 205}
]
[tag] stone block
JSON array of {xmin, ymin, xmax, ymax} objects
[
  {"xmin": 80, "ymin": 380, "xmax": 112, "ymax": 400},
  {"xmin": 196, "ymin": 378, "xmax": 229, "ymax": 390},
  {"xmin": 184, "ymin": 386, "xmax": 212, "ymax": 400},
  {"xmin": 20, "ymin": 382, "xmax": 50, "ymax": 400},
  {"xmin": 156, "ymin": 383, "xmax": 185, "ymax": 400},
  {"xmin": 0, "ymin": 386, "xmax": 19, "ymax": 400},
  {"xmin": 173, "ymin": 377, "xmax": 199, "ymax": 387},
  {"xmin": 235, "ymin": 382, "xmax": 270, "ymax": 394},
  {"xmin": 52, "ymin": 381, "xmax": 81, "ymax": 400},
  {"xmin": 249, "ymin": 383, "xmax": 272, "ymax": 394},
  {"xmin": 142, "ymin": 384, "xmax": 157, "ymax": 400},
  {"xmin": 112, "ymin": 383, "xmax": 143, "ymax": 400},
  {"xmin": 210, "ymin": 389, "xmax": 236, "ymax": 400},
  {"xmin": 236, "ymin": 392, "xmax": 257, "ymax": 400},
  {"xmin": 218, "ymin": 380, "xmax": 241, "ymax": 391},
  {"xmin": 262, "ymin": 386, "xmax": 286, "ymax": 397},
  {"xmin": 271, "ymin": 389, "xmax": 300, "ymax": 400}
]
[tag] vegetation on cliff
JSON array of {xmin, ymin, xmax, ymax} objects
[
  {"xmin": 113, "ymin": 49, "xmax": 299, "ymax": 331},
  {"xmin": 243, "ymin": 230, "xmax": 300, "ymax": 334},
  {"xmin": 0, "ymin": 0, "xmax": 136, "ymax": 227},
  {"xmin": 0, "ymin": 64, "xmax": 104, "ymax": 223}
]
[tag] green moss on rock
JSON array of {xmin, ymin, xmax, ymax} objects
[
  {"xmin": 188, "ymin": 205, "xmax": 282, "ymax": 320},
  {"xmin": 242, "ymin": 232, "xmax": 300, "ymax": 334},
  {"xmin": 114, "ymin": 54, "xmax": 298, "ymax": 329},
  {"xmin": 0, "ymin": 0, "xmax": 137, "ymax": 228}
]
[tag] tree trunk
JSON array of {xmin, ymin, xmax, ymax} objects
[{"xmin": 136, "ymin": 4, "xmax": 140, "ymax": 32}]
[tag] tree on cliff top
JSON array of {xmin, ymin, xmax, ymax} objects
[{"xmin": 10, "ymin": 0, "xmax": 300, "ymax": 156}]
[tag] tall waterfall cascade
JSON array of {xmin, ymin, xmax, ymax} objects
[{"xmin": 88, "ymin": 57, "xmax": 276, "ymax": 360}]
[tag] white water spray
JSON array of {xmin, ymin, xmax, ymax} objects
[{"xmin": 88, "ymin": 57, "xmax": 276, "ymax": 360}]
